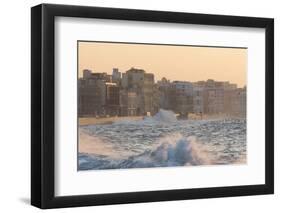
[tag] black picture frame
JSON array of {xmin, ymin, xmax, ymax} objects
[{"xmin": 31, "ymin": 3, "xmax": 274, "ymax": 209}]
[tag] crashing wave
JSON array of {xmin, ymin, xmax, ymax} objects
[
  {"xmin": 144, "ymin": 109, "xmax": 177, "ymax": 123},
  {"xmin": 78, "ymin": 133, "xmax": 211, "ymax": 170},
  {"xmin": 113, "ymin": 109, "xmax": 177, "ymax": 125}
]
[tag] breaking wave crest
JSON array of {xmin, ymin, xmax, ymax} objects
[
  {"xmin": 79, "ymin": 133, "xmax": 212, "ymax": 170},
  {"xmin": 113, "ymin": 109, "xmax": 177, "ymax": 125},
  {"xmin": 144, "ymin": 109, "xmax": 178, "ymax": 123}
]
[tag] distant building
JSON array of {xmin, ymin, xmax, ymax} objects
[
  {"xmin": 83, "ymin": 69, "xmax": 112, "ymax": 82},
  {"xmin": 224, "ymin": 89, "xmax": 237, "ymax": 115},
  {"xmin": 78, "ymin": 77, "xmax": 106, "ymax": 117},
  {"xmin": 121, "ymin": 67, "xmax": 145, "ymax": 89},
  {"xmin": 143, "ymin": 73, "xmax": 155, "ymax": 115},
  {"xmin": 200, "ymin": 80, "xmax": 224, "ymax": 114},
  {"xmin": 239, "ymin": 87, "xmax": 247, "ymax": 117},
  {"xmin": 79, "ymin": 69, "xmax": 112, "ymax": 117},
  {"xmin": 232, "ymin": 87, "xmax": 246, "ymax": 117},
  {"xmin": 158, "ymin": 78, "xmax": 174, "ymax": 110},
  {"xmin": 121, "ymin": 67, "xmax": 156, "ymax": 115},
  {"xmin": 204, "ymin": 88, "xmax": 224, "ymax": 114},
  {"xmin": 152, "ymin": 84, "xmax": 161, "ymax": 115},
  {"xmin": 172, "ymin": 81, "xmax": 194, "ymax": 117},
  {"xmin": 112, "ymin": 68, "xmax": 121, "ymax": 84},
  {"xmin": 193, "ymin": 84, "xmax": 204, "ymax": 114},
  {"xmin": 120, "ymin": 90, "xmax": 139, "ymax": 116},
  {"xmin": 193, "ymin": 79, "xmax": 246, "ymax": 117},
  {"xmin": 83, "ymin": 69, "xmax": 92, "ymax": 79},
  {"xmin": 105, "ymin": 82, "xmax": 120, "ymax": 116},
  {"xmin": 78, "ymin": 68, "xmax": 246, "ymax": 119}
]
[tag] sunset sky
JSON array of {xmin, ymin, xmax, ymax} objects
[{"xmin": 78, "ymin": 41, "xmax": 247, "ymax": 87}]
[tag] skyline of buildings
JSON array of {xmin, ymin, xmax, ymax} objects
[{"xmin": 78, "ymin": 67, "xmax": 246, "ymax": 118}]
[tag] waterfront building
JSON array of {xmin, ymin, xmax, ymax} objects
[
  {"xmin": 158, "ymin": 77, "xmax": 174, "ymax": 110},
  {"xmin": 204, "ymin": 87, "xmax": 224, "ymax": 114},
  {"xmin": 119, "ymin": 90, "xmax": 139, "ymax": 116},
  {"xmin": 172, "ymin": 81, "xmax": 194, "ymax": 117},
  {"xmin": 83, "ymin": 69, "xmax": 112, "ymax": 82},
  {"xmin": 193, "ymin": 84, "xmax": 204, "ymax": 114},
  {"xmin": 79, "ymin": 68, "xmax": 246, "ymax": 119},
  {"xmin": 79, "ymin": 69, "xmax": 113, "ymax": 117},
  {"xmin": 105, "ymin": 82, "xmax": 120, "ymax": 116},
  {"xmin": 240, "ymin": 87, "xmax": 247, "ymax": 117},
  {"xmin": 192, "ymin": 79, "xmax": 246, "ymax": 117},
  {"xmin": 201, "ymin": 80, "xmax": 224, "ymax": 114},
  {"xmin": 194, "ymin": 79, "xmax": 224, "ymax": 115},
  {"xmin": 121, "ymin": 67, "xmax": 155, "ymax": 115},
  {"xmin": 152, "ymin": 84, "xmax": 161, "ymax": 115},
  {"xmin": 78, "ymin": 77, "xmax": 106, "ymax": 117},
  {"xmin": 112, "ymin": 68, "xmax": 122, "ymax": 85},
  {"xmin": 232, "ymin": 87, "xmax": 246, "ymax": 117}
]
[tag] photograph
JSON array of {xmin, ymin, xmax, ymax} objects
[
  {"xmin": 78, "ymin": 41, "xmax": 247, "ymax": 171},
  {"xmin": 30, "ymin": 3, "xmax": 274, "ymax": 209},
  {"xmin": 27, "ymin": 2, "xmax": 275, "ymax": 209}
]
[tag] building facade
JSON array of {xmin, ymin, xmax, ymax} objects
[
  {"xmin": 105, "ymin": 82, "xmax": 120, "ymax": 116},
  {"xmin": 121, "ymin": 68, "xmax": 156, "ymax": 115},
  {"xmin": 193, "ymin": 85, "xmax": 204, "ymax": 114},
  {"xmin": 172, "ymin": 81, "xmax": 194, "ymax": 117},
  {"xmin": 78, "ymin": 78, "xmax": 106, "ymax": 117},
  {"xmin": 79, "ymin": 68, "xmax": 246, "ymax": 119}
]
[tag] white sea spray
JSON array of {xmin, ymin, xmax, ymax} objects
[{"xmin": 79, "ymin": 110, "xmax": 246, "ymax": 170}]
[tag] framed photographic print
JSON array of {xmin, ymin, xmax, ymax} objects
[{"xmin": 31, "ymin": 3, "xmax": 274, "ymax": 209}]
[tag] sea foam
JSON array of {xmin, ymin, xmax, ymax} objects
[
  {"xmin": 79, "ymin": 133, "xmax": 211, "ymax": 170},
  {"xmin": 113, "ymin": 109, "xmax": 177, "ymax": 125},
  {"xmin": 144, "ymin": 109, "xmax": 177, "ymax": 123},
  {"xmin": 79, "ymin": 115, "xmax": 246, "ymax": 170}
]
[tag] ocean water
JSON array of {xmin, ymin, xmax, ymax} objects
[{"xmin": 78, "ymin": 110, "xmax": 246, "ymax": 170}]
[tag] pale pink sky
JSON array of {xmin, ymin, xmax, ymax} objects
[{"xmin": 78, "ymin": 41, "xmax": 247, "ymax": 87}]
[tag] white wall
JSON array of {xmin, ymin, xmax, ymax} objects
[{"xmin": 0, "ymin": 0, "xmax": 279, "ymax": 212}]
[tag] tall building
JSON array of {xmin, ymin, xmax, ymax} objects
[
  {"xmin": 232, "ymin": 87, "xmax": 246, "ymax": 117},
  {"xmin": 240, "ymin": 87, "xmax": 247, "ymax": 117},
  {"xmin": 192, "ymin": 79, "xmax": 246, "ymax": 117},
  {"xmin": 158, "ymin": 77, "xmax": 173, "ymax": 110},
  {"xmin": 152, "ymin": 84, "xmax": 161, "ymax": 115},
  {"xmin": 83, "ymin": 69, "xmax": 92, "ymax": 79},
  {"xmin": 143, "ymin": 73, "xmax": 155, "ymax": 115},
  {"xmin": 79, "ymin": 69, "xmax": 113, "ymax": 117},
  {"xmin": 78, "ymin": 68, "xmax": 246, "ymax": 119},
  {"xmin": 78, "ymin": 77, "xmax": 106, "ymax": 117},
  {"xmin": 121, "ymin": 68, "xmax": 156, "ymax": 115},
  {"xmin": 172, "ymin": 81, "xmax": 194, "ymax": 117},
  {"xmin": 204, "ymin": 88, "xmax": 224, "ymax": 114},
  {"xmin": 119, "ymin": 90, "xmax": 139, "ymax": 116},
  {"xmin": 112, "ymin": 68, "xmax": 121, "ymax": 84},
  {"xmin": 193, "ymin": 84, "xmax": 204, "ymax": 114},
  {"xmin": 105, "ymin": 82, "xmax": 120, "ymax": 116}
]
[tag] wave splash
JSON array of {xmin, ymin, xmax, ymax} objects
[
  {"xmin": 144, "ymin": 109, "xmax": 178, "ymax": 123},
  {"xmin": 79, "ymin": 133, "xmax": 212, "ymax": 170},
  {"xmin": 113, "ymin": 109, "xmax": 177, "ymax": 125}
]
